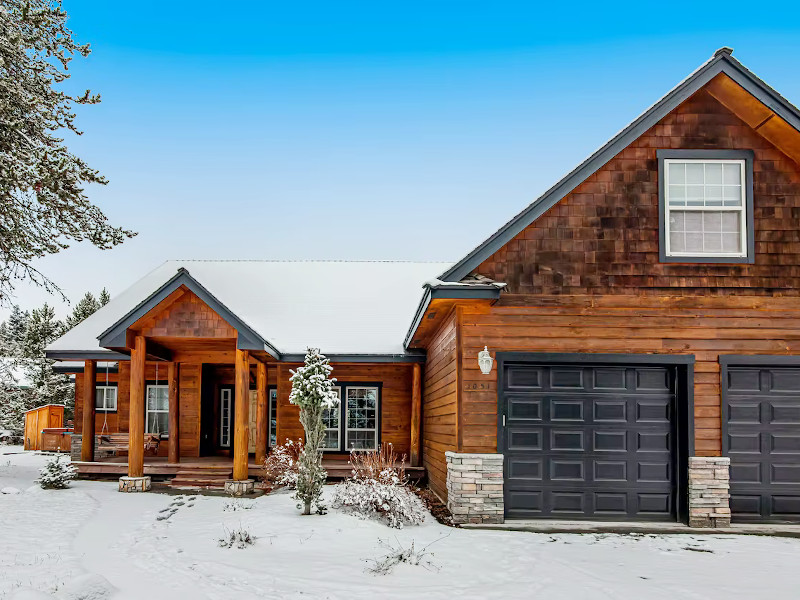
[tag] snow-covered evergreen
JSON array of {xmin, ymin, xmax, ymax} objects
[
  {"xmin": 0, "ymin": 359, "xmax": 29, "ymax": 433},
  {"xmin": 37, "ymin": 454, "xmax": 78, "ymax": 489},
  {"xmin": 288, "ymin": 348, "xmax": 339, "ymax": 515}
]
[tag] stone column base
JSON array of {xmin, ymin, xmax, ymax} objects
[
  {"xmin": 225, "ymin": 479, "xmax": 255, "ymax": 496},
  {"xmin": 119, "ymin": 476, "xmax": 151, "ymax": 493},
  {"xmin": 446, "ymin": 452, "xmax": 504, "ymax": 524},
  {"xmin": 688, "ymin": 457, "xmax": 731, "ymax": 528}
]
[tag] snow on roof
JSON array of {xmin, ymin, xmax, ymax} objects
[{"xmin": 47, "ymin": 260, "xmax": 453, "ymax": 357}]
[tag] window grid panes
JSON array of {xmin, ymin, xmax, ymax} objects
[
  {"xmin": 146, "ymin": 385, "xmax": 169, "ymax": 436},
  {"xmin": 345, "ymin": 387, "xmax": 378, "ymax": 451},
  {"xmin": 665, "ymin": 159, "xmax": 746, "ymax": 257},
  {"xmin": 268, "ymin": 389, "xmax": 277, "ymax": 448},
  {"xmin": 220, "ymin": 388, "xmax": 231, "ymax": 447},
  {"xmin": 94, "ymin": 386, "xmax": 117, "ymax": 411},
  {"xmin": 321, "ymin": 387, "xmax": 341, "ymax": 450}
]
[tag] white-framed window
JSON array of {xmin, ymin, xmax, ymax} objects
[
  {"xmin": 146, "ymin": 384, "xmax": 169, "ymax": 436},
  {"xmin": 321, "ymin": 386, "xmax": 341, "ymax": 450},
  {"xmin": 220, "ymin": 388, "xmax": 232, "ymax": 448},
  {"xmin": 663, "ymin": 158, "xmax": 747, "ymax": 258},
  {"xmin": 345, "ymin": 386, "xmax": 378, "ymax": 451},
  {"xmin": 95, "ymin": 386, "xmax": 117, "ymax": 411}
]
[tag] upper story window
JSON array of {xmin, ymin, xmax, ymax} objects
[{"xmin": 658, "ymin": 150, "xmax": 754, "ymax": 264}]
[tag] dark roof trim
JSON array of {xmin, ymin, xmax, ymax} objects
[
  {"xmin": 440, "ymin": 48, "xmax": 800, "ymax": 283},
  {"xmin": 282, "ymin": 353, "xmax": 427, "ymax": 364},
  {"xmin": 96, "ymin": 268, "xmax": 281, "ymax": 359},
  {"xmin": 53, "ymin": 364, "xmax": 120, "ymax": 374},
  {"xmin": 45, "ymin": 350, "xmax": 130, "ymax": 361},
  {"xmin": 719, "ymin": 354, "xmax": 800, "ymax": 366},
  {"xmin": 402, "ymin": 284, "xmax": 502, "ymax": 349}
]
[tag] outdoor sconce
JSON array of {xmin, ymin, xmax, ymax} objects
[{"xmin": 478, "ymin": 346, "xmax": 494, "ymax": 375}]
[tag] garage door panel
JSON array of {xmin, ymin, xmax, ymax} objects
[
  {"xmin": 637, "ymin": 462, "xmax": 671, "ymax": 483},
  {"xmin": 770, "ymin": 403, "xmax": 800, "ymax": 424},
  {"xmin": 594, "ymin": 461, "xmax": 627, "ymax": 481},
  {"xmin": 635, "ymin": 369, "xmax": 671, "ymax": 392},
  {"xmin": 725, "ymin": 366, "xmax": 800, "ymax": 522},
  {"xmin": 550, "ymin": 368, "xmax": 583, "ymax": 389},
  {"xmin": 506, "ymin": 366, "xmax": 543, "ymax": 389},
  {"xmin": 593, "ymin": 368, "xmax": 627, "ymax": 390},
  {"xmin": 594, "ymin": 400, "xmax": 627, "ymax": 422},
  {"xmin": 503, "ymin": 363, "xmax": 676, "ymax": 521},
  {"xmin": 507, "ymin": 428, "xmax": 542, "ymax": 451}
]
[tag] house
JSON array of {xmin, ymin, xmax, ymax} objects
[{"xmin": 48, "ymin": 48, "xmax": 800, "ymax": 526}]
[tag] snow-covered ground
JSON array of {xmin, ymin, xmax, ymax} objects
[{"xmin": 1, "ymin": 447, "xmax": 798, "ymax": 600}]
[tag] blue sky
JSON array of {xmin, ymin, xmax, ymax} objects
[{"xmin": 7, "ymin": 0, "xmax": 800, "ymax": 317}]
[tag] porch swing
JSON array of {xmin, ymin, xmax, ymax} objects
[{"xmin": 96, "ymin": 362, "xmax": 162, "ymax": 458}]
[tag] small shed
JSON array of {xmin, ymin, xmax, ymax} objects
[{"xmin": 23, "ymin": 404, "xmax": 65, "ymax": 451}]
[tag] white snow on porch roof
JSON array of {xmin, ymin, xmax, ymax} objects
[{"xmin": 46, "ymin": 260, "xmax": 453, "ymax": 356}]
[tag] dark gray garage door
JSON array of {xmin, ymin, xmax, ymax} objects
[
  {"xmin": 500, "ymin": 363, "xmax": 676, "ymax": 520},
  {"xmin": 724, "ymin": 367, "xmax": 800, "ymax": 523}
]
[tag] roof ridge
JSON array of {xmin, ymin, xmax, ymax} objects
[{"xmin": 165, "ymin": 259, "xmax": 454, "ymax": 264}]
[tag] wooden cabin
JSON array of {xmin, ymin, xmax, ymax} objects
[
  {"xmin": 48, "ymin": 49, "xmax": 800, "ymax": 526},
  {"xmin": 23, "ymin": 404, "xmax": 65, "ymax": 451}
]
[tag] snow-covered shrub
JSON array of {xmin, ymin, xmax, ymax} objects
[
  {"xmin": 366, "ymin": 537, "xmax": 442, "ymax": 575},
  {"xmin": 288, "ymin": 348, "xmax": 339, "ymax": 515},
  {"xmin": 218, "ymin": 524, "xmax": 256, "ymax": 549},
  {"xmin": 333, "ymin": 445, "xmax": 427, "ymax": 529},
  {"xmin": 262, "ymin": 438, "xmax": 302, "ymax": 489},
  {"xmin": 37, "ymin": 454, "xmax": 77, "ymax": 489}
]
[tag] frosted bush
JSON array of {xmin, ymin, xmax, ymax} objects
[
  {"xmin": 223, "ymin": 498, "xmax": 254, "ymax": 512},
  {"xmin": 218, "ymin": 524, "xmax": 256, "ymax": 549},
  {"xmin": 366, "ymin": 537, "xmax": 443, "ymax": 575},
  {"xmin": 262, "ymin": 439, "xmax": 302, "ymax": 489},
  {"xmin": 333, "ymin": 445, "xmax": 426, "ymax": 529},
  {"xmin": 37, "ymin": 455, "xmax": 77, "ymax": 489}
]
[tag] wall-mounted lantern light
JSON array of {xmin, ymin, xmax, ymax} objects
[{"xmin": 478, "ymin": 346, "xmax": 494, "ymax": 375}]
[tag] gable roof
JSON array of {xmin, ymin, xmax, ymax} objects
[
  {"xmin": 439, "ymin": 47, "xmax": 800, "ymax": 283},
  {"xmin": 97, "ymin": 267, "xmax": 278, "ymax": 357},
  {"xmin": 47, "ymin": 260, "xmax": 452, "ymax": 360}
]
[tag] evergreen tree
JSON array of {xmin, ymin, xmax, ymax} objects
[
  {"xmin": 0, "ymin": 358, "xmax": 29, "ymax": 433},
  {"xmin": 288, "ymin": 348, "xmax": 339, "ymax": 515},
  {"xmin": 63, "ymin": 291, "xmax": 100, "ymax": 330},
  {"xmin": 99, "ymin": 288, "xmax": 110, "ymax": 306},
  {"xmin": 3, "ymin": 305, "xmax": 29, "ymax": 357},
  {"xmin": 23, "ymin": 303, "xmax": 72, "ymax": 409},
  {"xmin": 0, "ymin": 0, "xmax": 135, "ymax": 303}
]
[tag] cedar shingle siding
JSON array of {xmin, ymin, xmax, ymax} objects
[{"xmin": 476, "ymin": 90, "xmax": 800, "ymax": 295}]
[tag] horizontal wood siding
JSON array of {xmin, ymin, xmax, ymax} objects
[
  {"xmin": 75, "ymin": 363, "xmax": 201, "ymax": 458},
  {"xmin": 476, "ymin": 90, "xmax": 800, "ymax": 296},
  {"xmin": 460, "ymin": 294, "xmax": 800, "ymax": 457},
  {"xmin": 274, "ymin": 363, "xmax": 415, "ymax": 459},
  {"xmin": 422, "ymin": 311, "xmax": 459, "ymax": 500}
]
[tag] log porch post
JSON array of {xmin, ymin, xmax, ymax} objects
[
  {"xmin": 255, "ymin": 361, "xmax": 268, "ymax": 467},
  {"xmin": 410, "ymin": 362, "xmax": 422, "ymax": 467},
  {"xmin": 128, "ymin": 335, "xmax": 146, "ymax": 478},
  {"xmin": 233, "ymin": 348, "xmax": 250, "ymax": 481},
  {"xmin": 81, "ymin": 360, "xmax": 96, "ymax": 462},
  {"xmin": 168, "ymin": 362, "xmax": 180, "ymax": 463}
]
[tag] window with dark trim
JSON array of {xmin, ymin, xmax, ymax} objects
[
  {"xmin": 657, "ymin": 149, "xmax": 755, "ymax": 263},
  {"xmin": 320, "ymin": 383, "xmax": 380, "ymax": 452},
  {"xmin": 268, "ymin": 387, "xmax": 277, "ymax": 448}
]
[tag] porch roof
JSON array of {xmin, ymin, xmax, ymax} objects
[{"xmin": 46, "ymin": 260, "xmax": 452, "ymax": 360}]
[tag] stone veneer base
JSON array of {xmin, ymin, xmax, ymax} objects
[
  {"xmin": 688, "ymin": 456, "xmax": 731, "ymax": 528},
  {"xmin": 119, "ymin": 476, "xmax": 151, "ymax": 493},
  {"xmin": 225, "ymin": 479, "xmax": 255, "ymax": 496},
  {"xmin": 446, "ymin": 452, "xmax": 504, "ymax": 524}
]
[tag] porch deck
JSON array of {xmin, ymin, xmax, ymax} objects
[{"xmin": 73, "ymin": 455, "xmax": 426, "ymax": 481}]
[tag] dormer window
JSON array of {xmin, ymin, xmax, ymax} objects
[{"xmin": 658, "ymin": 150, "xmax": 754, "ymax": 263}]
